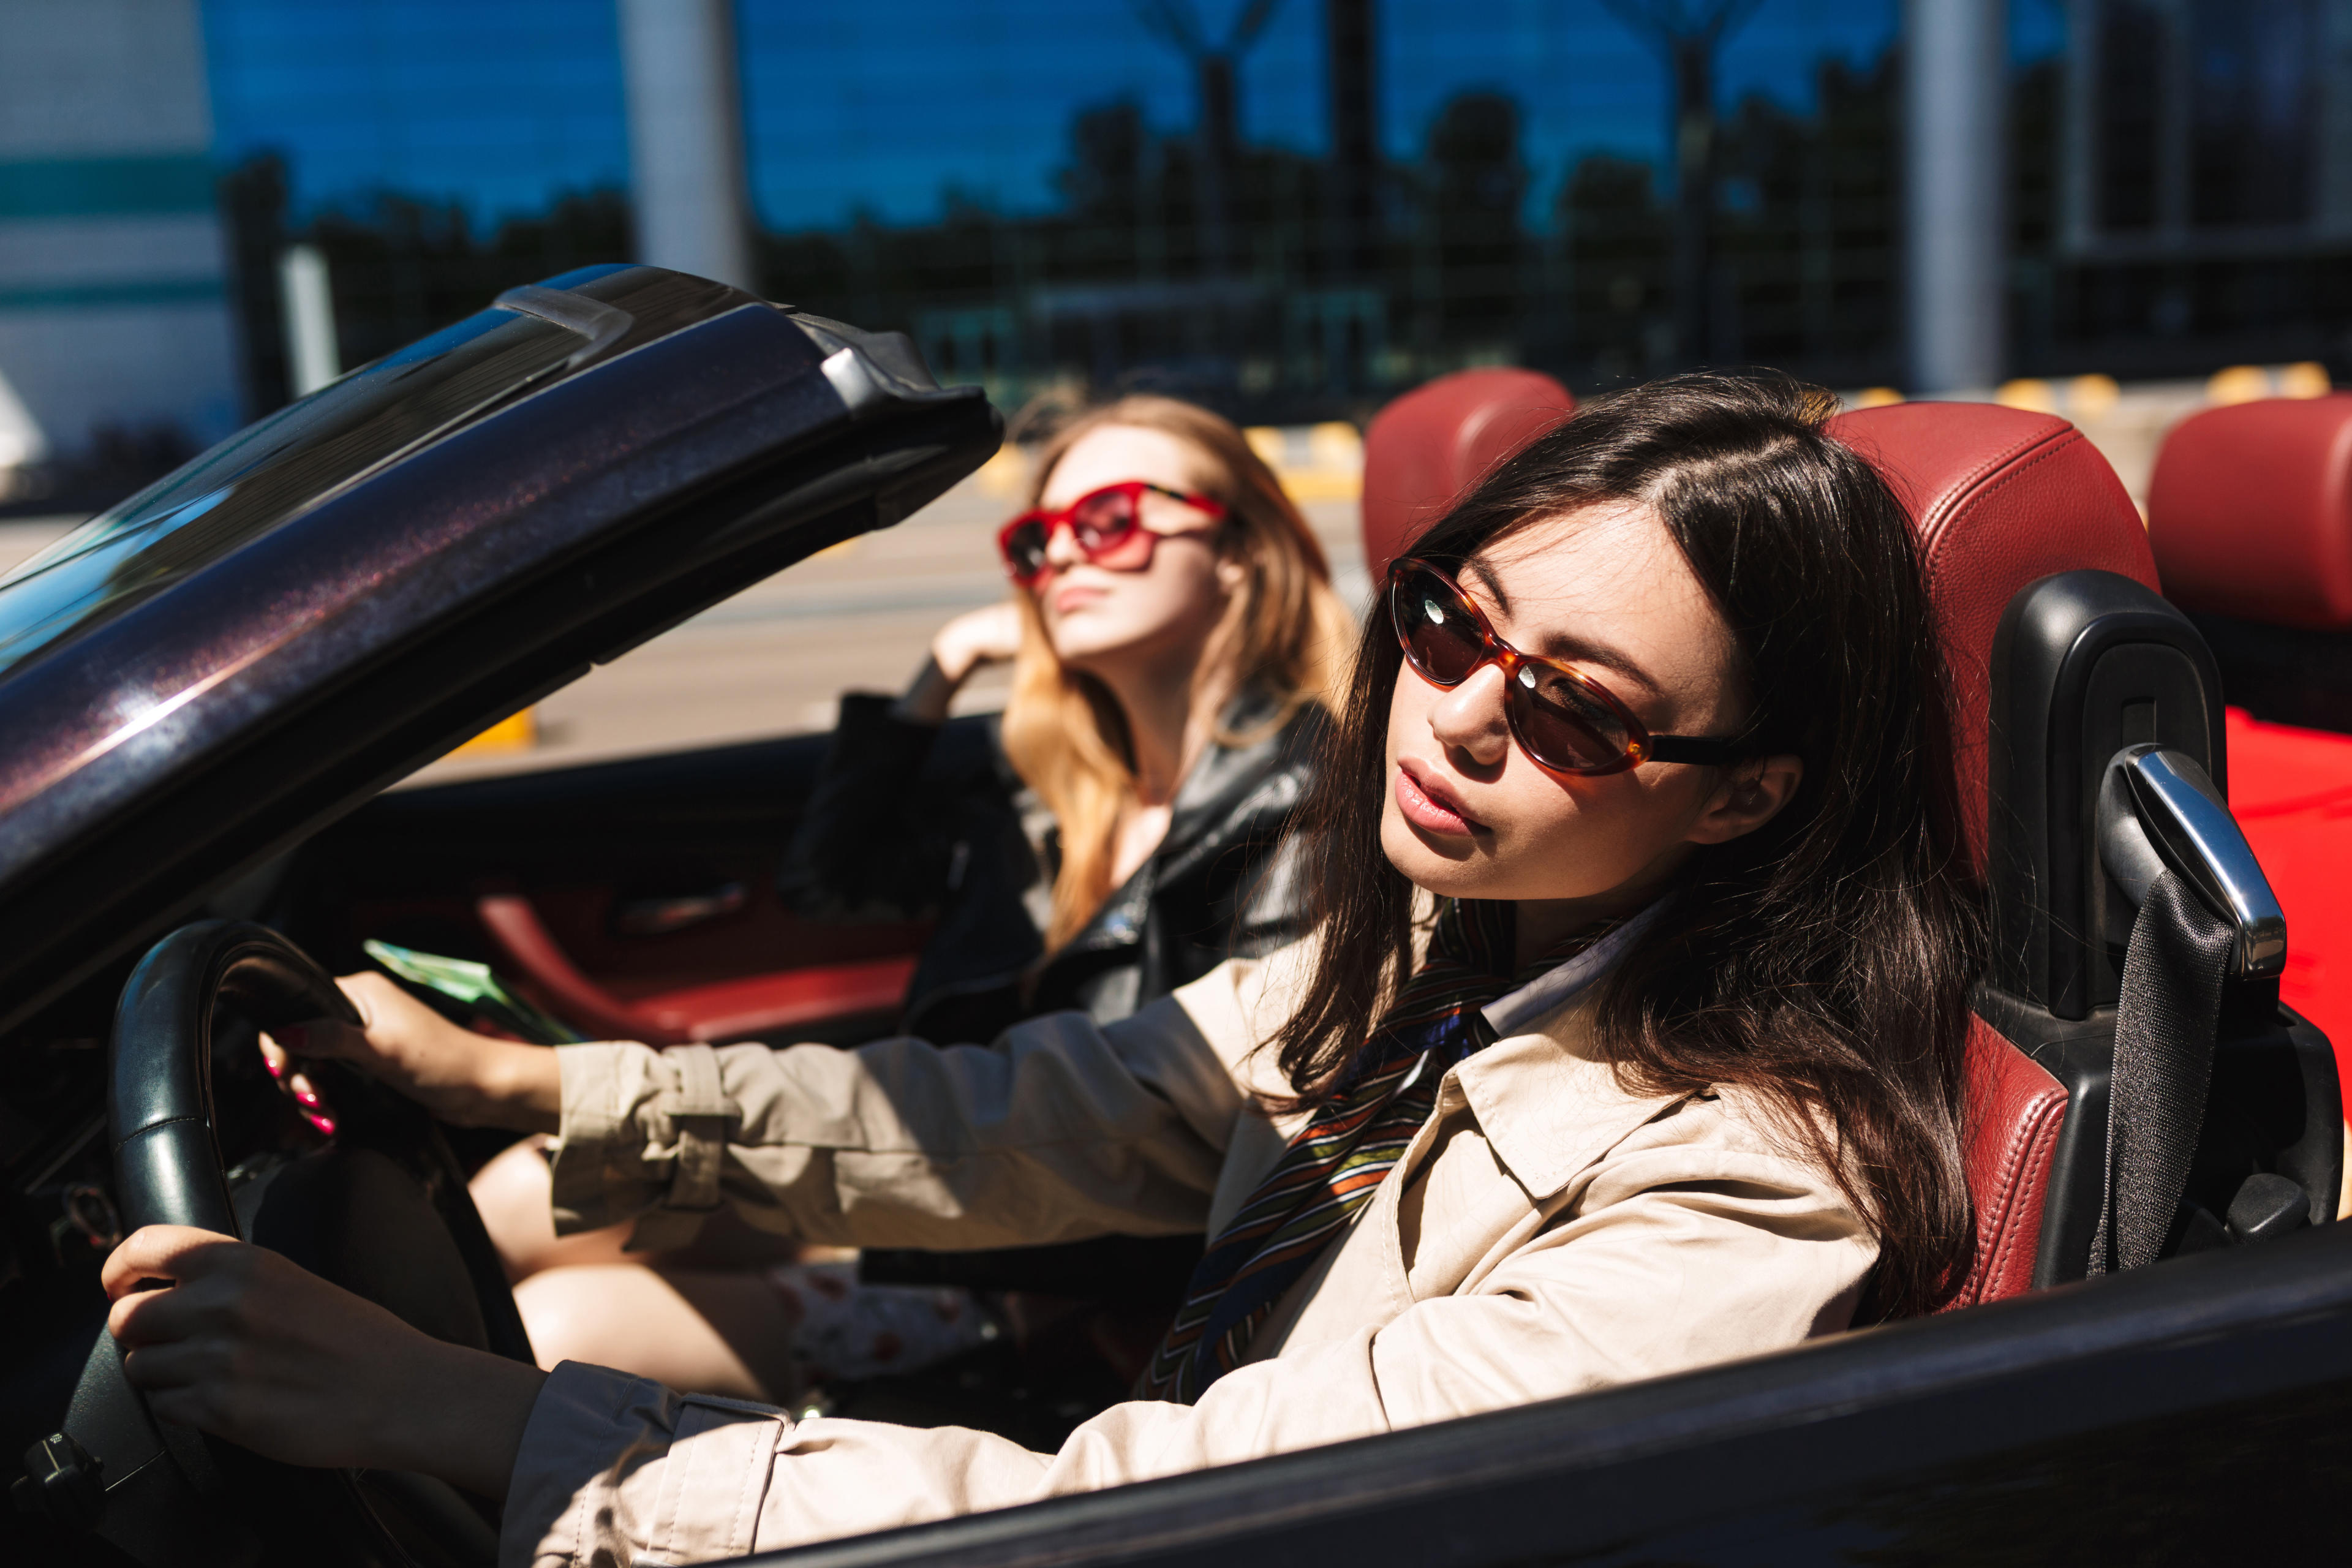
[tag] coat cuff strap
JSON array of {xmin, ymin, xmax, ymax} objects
[{"xmin": 627, "ymin": 1042, "xmax": 737, "ymax": 1251}]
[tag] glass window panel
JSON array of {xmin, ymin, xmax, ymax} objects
[
  {"xmin": 2190, "ymin": 0, "xmax": 2318, "ymax": 227},
  {"xmin": 2095, "ymin": 0, "xmax": 2165, "ymax": 233}
]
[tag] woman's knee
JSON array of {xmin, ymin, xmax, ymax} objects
[
  {"xmin": 512, "ymin": 1264, "xmax": 799, "ymax": 1402},
  {"xmin": 469, "ymin": 1136, "xmax": 635, "ymax": 1281}
]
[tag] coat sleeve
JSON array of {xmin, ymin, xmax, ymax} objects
[
  {"xmin": 501, "ymin": 1111, "xmax": 1877, "ymax": 1567},
  {"xmin": 543, "ymin": 994, "xmax": 1253, "ymax": 1251},
  {"xmin": 775, "ymin": 693, "xmax": 958, "ymax": 923}
]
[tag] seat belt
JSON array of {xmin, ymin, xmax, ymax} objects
[{"xmin": 2089, "ymin": 869, "xmax": 2237, "ymax": 1275}]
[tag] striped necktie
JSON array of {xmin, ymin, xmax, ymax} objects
[{"xmin": 1136, "ymin": 899, "xmax": 1620, "ymax": 1404}]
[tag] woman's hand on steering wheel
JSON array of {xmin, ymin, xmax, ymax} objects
[
  {"xmin": 104, "ymin": 1224, "xmax": 546, "ymax": 1498},
  {"xmin": 258, "ymin": 972, "xmax": 562, "ymax": 1134}
]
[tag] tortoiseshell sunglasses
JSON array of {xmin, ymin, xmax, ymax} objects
[{"xmin": 1387, "ymin": 557, "xmax": 1743, "ymax": 777}]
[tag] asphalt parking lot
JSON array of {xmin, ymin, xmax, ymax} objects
[
  {"xmin": 0, "ymin": 462, "xmax": 1370, "ymax": 789},
  {"xmin": 398, "ymin": 463, "xmax": 1370, "ymax": 786}
]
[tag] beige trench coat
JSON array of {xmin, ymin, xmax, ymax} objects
[{"xmin": 502, "ymin": 944, "xmax": 1877, "ymax": 1567}]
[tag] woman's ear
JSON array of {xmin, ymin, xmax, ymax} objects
[
  {"xmin": 1684, "ymin": 754, "xmax": 1804, "ymax": 846},
  {"xmin": 1214, "ymin": 547, "xmax": 1250, "ymax": 595}
]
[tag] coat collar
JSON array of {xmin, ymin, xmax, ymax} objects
[
  {"xmin": 1446, "ymin": 995, "xmax": 1692, "ymax": 1200},
  {"xmin": 1156, "ymin": 690, "xmax": 1322, "ymax": 876},
  {"xmin": 1061, "ymin": 691, "xmax": 1321, "ymax": 954}
]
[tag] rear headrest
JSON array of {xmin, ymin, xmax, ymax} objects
[
  {"xmin": 1360, "ymin": 367, "xmax": 1573, "ymax": 579},
  {"xmin": 2147, "ymin": 394, "xmax": 2352, "ymax": 630},
  {"xmin": 1828, "ymin": 403, "xmax": 2159, "ymax": 871}
]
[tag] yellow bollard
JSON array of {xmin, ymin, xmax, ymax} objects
[
  {"xmin": 2278, "ymin": 362, "xmax": 2333, "ymax": 399},
  {"xmin": 453, "ymin": 709, "xmax": 536, "ymax": 756},
  {"xmin": 2206, "ymin": 365, "xmax": 2271, "ymax": 405},
  {"xmin": 1996, "ymin": 379, "xmax": 2059, "ymax": 414},
  {"xmin": 1306, "ymin": 421, "xmax": 1363, "ymax": 470},
  {"xmin": 973, "ymin": 443, "xmax": 1030, "ymax": 499},
  {"xmin": 2068, "ymin": 374, "xmax": 2121, "ymax": 420}
]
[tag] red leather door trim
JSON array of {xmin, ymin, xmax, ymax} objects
[{"xmin": 476, "ymin": 893, "xmax": 914, "ymax": 1045}]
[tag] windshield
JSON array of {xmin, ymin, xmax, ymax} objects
[{"xmin": 0, "ymin": 301, "xmax": 593, "ymax": 682}]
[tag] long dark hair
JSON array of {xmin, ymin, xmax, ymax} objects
[{"xmin": 1273, "ymin": 372, "xmax": 1983, "ymax": 1319}]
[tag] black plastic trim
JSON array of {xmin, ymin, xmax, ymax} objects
[
  {"xmin": 1985, "ymin": 570, "xmax": 2225, "ymax": 1019},
  {"xmin": 729, "ymin": 1223, "xmax": 2352, "ymax": 1567}
]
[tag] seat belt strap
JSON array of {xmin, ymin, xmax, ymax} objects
[{"xmin": 2090, "ymin": 869, "xmax": 2235, "ymax": 1275}]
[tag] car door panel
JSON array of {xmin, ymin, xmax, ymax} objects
[
  {"xmin": 714, "ymin": 1223, "xmax": 2352, "ymax": 1567},
  {"xmin": 298, "ymin": 720, "xmax": 999, "ymax": 1044}
]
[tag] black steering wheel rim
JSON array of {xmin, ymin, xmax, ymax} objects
[
  {"xmin": 110, "ymin": 921, "xmax": 366, "ymax": 1238},
  {"xmin": 81, "ymin": 920, "xmax": 530, "ymax": 1567}
]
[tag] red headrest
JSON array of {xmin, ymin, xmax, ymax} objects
[
  {"xmin": 1828, "ymin": 403, "xmax": 2159, "ymax": 871},
  {"xmin": 1359, "ymin": 368, "xmax": 1574, "ymax": 581},
  {"xmin": 2147, "ymin": 395, "xmax": 2352, "ymax": 630}
]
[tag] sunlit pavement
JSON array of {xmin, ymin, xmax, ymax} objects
[
  {"xmin": 0, "ymin": 472, "xmax": 1366, "ymax": 791},
  {"xmin": 385, "ymin": 466, "xmax": 1367, "ymax": 786},
  {"xmin": 0, "ymin": 371, "xmax": 2321, "ymax": 788}
]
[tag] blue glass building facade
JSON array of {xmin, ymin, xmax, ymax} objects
[{"xmin": 7, "ymin": 0, "xmax": 2343, "ymax": 487}]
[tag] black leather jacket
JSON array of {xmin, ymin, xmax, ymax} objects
[{"xmin": 780, "ymin": 685, "xmax": 1324, "ymax": 1043}]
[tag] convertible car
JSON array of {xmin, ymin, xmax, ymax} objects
[{"xmin": 2, "ymin": 267, "xmax": 2348, "ymax": 1567}]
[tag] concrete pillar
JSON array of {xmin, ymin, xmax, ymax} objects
[
  {"xmin": 616, "ymin": 0, "xmax": 756, "ymax": 293},
  {"xmin": 1324, "ymin": 0, "xmax": 1378, "ymax": 281},
  {"xmin": 277, "ymin": 244, "xmax": 339, "ymax": 396},
  {"xmin": 1905, "ymin": 0, "xmax": 2009, "ymax": 393},
  {"xmin": 2057, "ymin": 0, "xmax": 2097, "ymax": 257}
]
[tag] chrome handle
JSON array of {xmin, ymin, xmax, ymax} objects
[
  {"xmin": 612, "ymin": 881, "xmax": 748, "ymax": 937},
  {"xmin": 2097, "ymin": 745, "xmax": 2287, "ymax": 980}
]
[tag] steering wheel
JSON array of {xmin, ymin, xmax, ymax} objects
[{"xmin": 42, "ymin": 922, "xmax": 531, "ymax": 1568}]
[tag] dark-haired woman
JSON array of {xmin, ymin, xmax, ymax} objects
[{"xmin": 102, "ymin": 373, "xmax": 1983, "ymax": 1564}]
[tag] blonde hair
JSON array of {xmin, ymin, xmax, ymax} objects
[{"xmin": 1000, "ymin": 396, "xmax": 1356, "ymax": 949}]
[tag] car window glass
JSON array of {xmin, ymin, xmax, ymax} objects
[{"xmin": 0, "ymin": 306, "xmax": 588, "ymax": 680}]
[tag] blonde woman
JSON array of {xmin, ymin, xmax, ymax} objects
[
  {"xmin": 783, "ymin": 394, "xmax": 1355, "ymax": 1041},
  {"xmin": 464, "ymin": 396, "xmax": 1355, "ymax": 1405}
]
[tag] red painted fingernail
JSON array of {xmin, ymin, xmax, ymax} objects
[
  {"xmin": 305, "ymin": 1112, "xmax": 336, "ymax": 1137},
  {"xmin": 263, "ymin": 1054, "xmax": 283, "ymax": 1078},
  {"xmin": 293, "ymin": 1088, "xmax": 320, "ymax": 1109}
]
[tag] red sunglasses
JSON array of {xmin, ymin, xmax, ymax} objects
[
  {"xmin": 997, "ymin": 480, "xmax": 1228, "ymax": 586},
  {"xmin": 1387, "ymin": 557, "xmax": 1742, "ymax": 777}
]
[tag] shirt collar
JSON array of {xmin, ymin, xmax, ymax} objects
[{"xmin": 1480, "ymin": 897, "xmax": 1668, "ymax": 1039}]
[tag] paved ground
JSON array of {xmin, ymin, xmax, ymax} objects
[
  {"xmin": 424, "ymin": 474, "xmax": 1372, "ymax": 786},
  {"xmin": 0, "ymin": 470, "xmax": 1371, "ymax": 790},
  {"xmin": 0, "ymin": 379, "xmax": 2284, "ymax": 788}
]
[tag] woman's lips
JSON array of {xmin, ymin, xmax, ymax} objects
[{"xmin": 1394, "ymin": 763, "xmax": 1483, "ymax": 835}]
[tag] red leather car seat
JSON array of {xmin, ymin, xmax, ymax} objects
[
  {"xmin": 1827, "ymin": 405, "xmax": 2158, "ymax": 1308},
  {"xmin": 1359, "ymin": 386, "xmax": 2159, "ymax": 1310},
  {"xmin": 2149, "ymin": 394, "xmax": 2352, "ymax": 629},
  {"xmin": 1359, "ymin": 368, "xmax": 1573, "ymax": 581},
  {"xmin": 2148, "ymin": 396, "xmax": 2352, "ymax": 1079}
]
